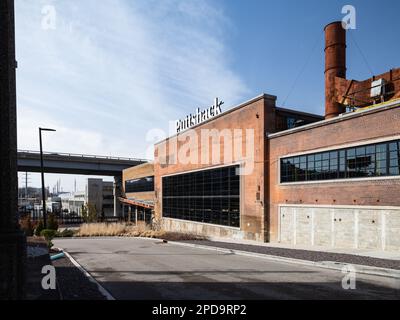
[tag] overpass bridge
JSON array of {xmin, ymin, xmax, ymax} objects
[
  {"xmin": 17, "ymin": 150, "xmax": 147, "ymax": 176},
  {"xmin": 17, "ymin": 150, "xmax": 148, "ymax": 217}
]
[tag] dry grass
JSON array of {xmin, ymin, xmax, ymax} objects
[
  {"xmin": 76, "ymin": 222, "xmax": 206, "ymax": 241},
  {"xmin": 77, "ymin": 223, "xmax": 135, "ymax": 237}
]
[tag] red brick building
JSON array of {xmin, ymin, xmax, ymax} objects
[{"xmin": 123, "ymin": 21, "xmax": 400, "ymax": 250}]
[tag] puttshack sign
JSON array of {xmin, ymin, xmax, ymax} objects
[{"xmin": 176, "ymin": 98, "xmax": 224, "ymax": 133}]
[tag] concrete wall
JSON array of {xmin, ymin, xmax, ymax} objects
[
  {"xmin": 268, "ymin": 104, "xmax": 400, "ymax": 244},
  {"xmin": 162, "ymin": 218, "xmax": 246, "ymax": 240},
  {"xmin": 279, "ymin": 205, "xmax": 400, "ymax": 251}
]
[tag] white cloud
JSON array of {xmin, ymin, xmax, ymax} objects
[{"xmin": 15, "ymin": 0, "xmax": 248, "ymax": 190}]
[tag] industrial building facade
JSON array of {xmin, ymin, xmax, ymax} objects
[
  {"xmin": 269, "ymin": 102, "xmax": 400, "ymax": 250},
  {"xmin": 153, "ymin": 94, "xmax": 322, "ymax": 242},
  {"xmin": 121, "ymin": 21, "xmax": 400, "ymax": 250}
]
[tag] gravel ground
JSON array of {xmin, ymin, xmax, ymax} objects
[
  {"xmin": 52, "ymin": 256, "xmax": 107, "ymax": 300},
  {"xmin": 25, "ymin": 253, "xmax": 61, "ymax": 300},
  {"xmin": 25, "ymin": 237, "xmax": 60, "ymax": 300},
  {"xmin": 181, "ymin": 240, "xmax": 400, "ymax": 270}
]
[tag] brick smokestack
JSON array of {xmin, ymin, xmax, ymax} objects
[{"xmin": 324, "ymin": 21, "xmax": 346, "ymax": 119}]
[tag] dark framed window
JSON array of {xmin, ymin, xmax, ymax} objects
[
  {"xmin": 162, "ymin": 165, "xmax": 240, "ymax": 228},
  {"xmin": 280, "ymin": 140, "xmax": 400, "ymax": 183},
  {"xmin": 125, "ymin": 176, "xmax": 154, "ymax": 193}
]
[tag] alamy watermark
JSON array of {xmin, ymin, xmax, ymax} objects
[
  {"xmin": 41, "ymin": 4, "xmax": 57, "ymax": 30},
  {"xmin": 41, "ymin": 265, "xmax": 56, "ymax": 290},
  {"xmin": 341, "ymin": 264, "xmax": 357, "ymax": 290},
  {"xmin": 342, "ymin": 5, "xmax": 356, "ymax": 30},
  {"xmin": 147, "ymin": 125, "xmax": 256, "ymax": 176}
]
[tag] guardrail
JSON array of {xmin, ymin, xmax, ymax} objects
[
  {"xmin": 25, "ymin": 214, "xmax": 128, "ymax": 225},
  {"xmin": 18, "ymin": 149, "xmax": 148, "ymax": 162}
]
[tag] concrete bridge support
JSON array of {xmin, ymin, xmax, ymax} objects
[{"xmin": 113, "ymin": 175, "xmax": 122, "ymax": 217}]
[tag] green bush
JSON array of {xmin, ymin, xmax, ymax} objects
[
  {"xmin": 34, "ymin": 219, "xmax": 45, "ymax": 236},
  {"xmin": 47, "ymin": 213, "xmax": 59, "ymax": 231},
  {"xmin": 40, "ymin": 229, "xmax": 57, "ymax": 249}
]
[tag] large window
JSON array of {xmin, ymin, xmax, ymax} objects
[
  {"xmin": 281, "ymin": 140, "xmax": 400, "ymax": 183},
  {"xmin": 125, "ymin": 176, "xmax": 154, "ymax": 193},
  {"xmin": 162, "ymin": 165, "xmax": 240, "ymax": 228}
]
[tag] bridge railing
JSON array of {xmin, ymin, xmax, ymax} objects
[
  {"xmin": 24, "ymin": 212, "xmax": 128, "ymax": 226},
  {"xmin": 18, "ymin": 149, "xmax": 148, "ymax": 162}
]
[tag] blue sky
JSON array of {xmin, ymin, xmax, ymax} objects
[{"xmin": 15, "ymin": 0, "xmax": 400, "ymax": 190}]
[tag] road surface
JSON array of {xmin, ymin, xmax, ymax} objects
[{"xmin": 54, "ymin": 238, "xmax": 400, "ymax": 300}]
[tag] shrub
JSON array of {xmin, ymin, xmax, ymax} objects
[
  {"xmin": 40, "ymin": 229, "xmax": 57, "ymax": 249},
  {"xmin": 47, "ymin": 213, "xmax": 59, "ymax": 231},
  {"xmin": 82, "ymin": 204, "xmax": 98, "ymax": 223},
  {"xmin": 19, "ymin": 215, "xmax": 34, "ymax": 236},
  {"xmin": 34, "ymin": 219, "xmax": 45, "ymax": 237}
]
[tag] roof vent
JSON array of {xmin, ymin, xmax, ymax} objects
[{"xmin": 371, "ymin": 78, "xmax": 386, "ymax": 98}]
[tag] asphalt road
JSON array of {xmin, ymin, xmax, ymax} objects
[{"xmin": 54, "ymin": 238, "xmax": 400, "ymax": 300}]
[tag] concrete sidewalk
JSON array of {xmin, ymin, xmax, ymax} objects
[{"xmin": 205, "ymin": 237, "xmax": 400, "ymax": 261}]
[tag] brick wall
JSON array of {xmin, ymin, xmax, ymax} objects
[
  {"xmin": 122, "ymin": 162, "xmax": 154, "ymax": 201},
  {"xmin": 154, "ymin": 95, "xmax": 277, "ymax": 241},
  {"xmin": 268, "ymin": 104, "xmax": 400, "ymax": 242}
]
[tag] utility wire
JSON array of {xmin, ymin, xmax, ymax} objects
[
  {"xmin": 348, "ymin": 30, "xmax": 374, "ymax": 77},
  {"xmin": 282, "ymin": 30, "xmax": 323, "ymax": 107}
]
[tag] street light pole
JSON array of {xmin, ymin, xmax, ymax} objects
[{"xmin": 39, "ymin": 127, "xmax": 56, "ymax": 228}]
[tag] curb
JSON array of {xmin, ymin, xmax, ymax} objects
[
  {"xmin": 167, "ymin": 241, "xmax": 400, "ymax": 280},
  {"xmin": 56, "ymin": 247, "xmax": 115, "ymax": 300}
]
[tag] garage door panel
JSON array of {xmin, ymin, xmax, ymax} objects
[
  {"xmin": 280, "ymin": 207, "xmax": 294, "ymax": 244},
  {"xmin": 334, "ymin": 209, "xmax": 355, "ymax": 248},
  {"xmin": 385, "ymin": 210, "xmax": 400, "ymax": 251},
  {"xmin": 295, "ymin": 208, "xmax": 312, "ymax": 245},
  {"xmin": 313, "ymin": 208, "xmax": 332, "ymax": 247},
  {"xmin": 279, "ymin": 205, "xmax": 400, "ymax": 251},
  {"xmin": 358, "ymin": 210, "xmax": 381, "ymax": 250}
]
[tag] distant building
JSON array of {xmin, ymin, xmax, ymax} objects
[
  {"xmin": 60, "ymin": 192, "xmax": 85, "ymax": 215},
  {"xmin": 60, "ymin": 178, "xmax": 119, "ymax": 217}
]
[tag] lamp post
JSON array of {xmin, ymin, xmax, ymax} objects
[{"xmin": 39, "ymin": 127, "xmax": 56, "ymax": 228}]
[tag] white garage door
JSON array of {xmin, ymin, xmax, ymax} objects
[{"xmin": 279, "ymin": 205, "xmax": 400, "ymax": 251}]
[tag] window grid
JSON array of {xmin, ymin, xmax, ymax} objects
[
  {"xmin": 125, "ymin": 176, "xmax": 154, "ymax": 193},
  {"xmin": 281, "ymin": 140, "xmax": 400, "ymax": 183},
  {"xmin": 162, "ymin": 165, "xmax": 240, "ymax": 228}
]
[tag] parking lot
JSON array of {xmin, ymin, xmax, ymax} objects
[{"xmin": 54, "ymin": 237, "xmax": 400, "ymax": 300}]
